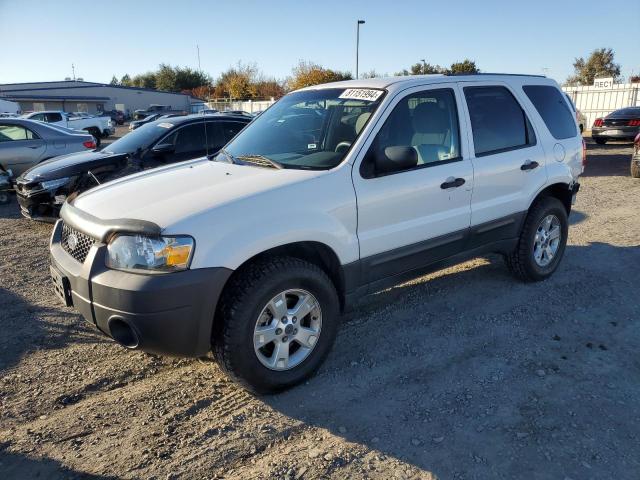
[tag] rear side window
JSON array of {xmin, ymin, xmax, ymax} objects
[
  {"xmin": 523, "ymin": 85, "xmax": 577, "ymax": 139},
  {"xmin": 46, "ymin": 112, "xmax": 63, "ymax": 123},
  {"xmin": 464, "ymin": 86, "xmax": 536, "ymax": 157}
]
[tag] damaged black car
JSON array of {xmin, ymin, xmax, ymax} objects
[{"xmin": 15, "ymin": 114, "xmax": 251, "ymax": 221}]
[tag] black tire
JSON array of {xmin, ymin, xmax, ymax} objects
[
  {"xmin": 506, "ymin": 197, "xmax": 568, "ymax": 282},
  {"xmin": 631, "ymin": 157, "xmax": 640, "ymax": 178},
  {"xmin": 579, "ymin": 124, "xmax": 584, "ymax": 134},
  {"xmin": 594, "ymin": 138, "xmax": 607, "ymax": 145},
  {"xmin": 213, "ymin": 256, "xmax": 340, "ymax": 393}
]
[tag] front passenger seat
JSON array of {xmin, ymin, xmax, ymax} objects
[{"xmin": 411, "ymin": 102, "xmax": 450, "ymax": 164}]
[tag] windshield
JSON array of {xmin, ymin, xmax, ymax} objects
[
  {"xmin": 103, "ymin": 121, "xmax": 169, "ymax": 154},
  {"xmin": 221, "ymin": 87, "xmax": 385, "ymax": 170}
]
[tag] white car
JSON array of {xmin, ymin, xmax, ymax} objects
[
  {"xmin": 22, "ymin": 110, "xmax": 113, "ymax": 146},
  {"xmin": 49, "ymin": 74, "xmax": 584, "ymax": 392}
]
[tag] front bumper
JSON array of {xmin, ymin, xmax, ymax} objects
[
  {"xmin": 592, "ymin": 125, "xmax": 640, "ymax": 140},
  {"xmin": 49, "ymin": 212, "xmax": 232, "ymax": 357},
  {"xmin": 16, "ymin": 189, "xmax": 59, "ymax": 222}
]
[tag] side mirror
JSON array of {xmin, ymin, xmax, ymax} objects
[
  {"xmin": 374, "ymin": 146, "xmax": 418, "ymax": 175},
  {"xmin": 151, "ymin": 143, "xmax": 175, "ymax": 155}
]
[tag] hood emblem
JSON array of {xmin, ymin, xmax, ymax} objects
[{"xmin": 67, "ymin": 233, "xmax": 78, "ymax": 251}]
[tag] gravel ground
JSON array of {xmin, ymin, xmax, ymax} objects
[{"xmin": 1, "ymin": 139, "xmax": 639, "ymax": 479}]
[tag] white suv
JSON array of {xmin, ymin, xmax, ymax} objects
[{"xmin": 49, "ymin": 74, "xmax": 584, "ymax": 392}]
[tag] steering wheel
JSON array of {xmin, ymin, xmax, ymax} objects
[{"xmin": 335, "ymin": 141, "xmax": 352, "ymax": 153}]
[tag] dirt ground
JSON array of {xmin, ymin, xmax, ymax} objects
[{"xmin": 1, "ymin": 139, "xmax": 639, "ymax": 480}]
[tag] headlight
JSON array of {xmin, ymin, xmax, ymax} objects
[
  {"xmin": 106, "ymin": 235, "xmax": 194, "ymax": 273},
  {"xmin": 40, "ymin": 177, "xmax": 70, "ymax": 190}
]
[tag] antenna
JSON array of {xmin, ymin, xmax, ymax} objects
[
  {"xmin": 197, "ymin": 45, "xmax": 201, "ymax": 71},
  {"xmin": 71, "ymin": 63, "xmax": 76, "ymax": 80}
]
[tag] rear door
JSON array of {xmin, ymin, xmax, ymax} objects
[
  {"xmin": 460, "ymin": 82, "xmax": 547, "ymax": 244},
  {"xmin": 0, "ymin": 123, "xmax": 47, "ymax": 175}
]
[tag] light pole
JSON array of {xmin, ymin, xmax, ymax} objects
[
  {"xmin": 356, "ymin": 20, "xmax": 365, "ymax": 79},
  {"xmin": 421, "ymin": 59, "xmax": 426, "ymax": 74}
]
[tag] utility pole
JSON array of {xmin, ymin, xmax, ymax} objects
[
  {"xmin": 197, "ymin": 45, "xmax": 201, "ymax": 71},
  {"xmin": 71, "ymin": 63, "xmax": 76, "ymax": 81},
  {"xmin": 356, "ymin": 20, "xmax": 365, "ymax": 79}
]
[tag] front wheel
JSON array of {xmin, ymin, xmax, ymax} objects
[
  {"xmin": 506, "ymin": 197, "xmax": 568, "ymax": 282},
  {"xmin": 213, "ymin": 257, "xmax": 340, "ymax": 393}
]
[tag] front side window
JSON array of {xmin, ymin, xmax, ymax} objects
[
  {"xmin": 364, "ymin": 88, "xmax": 461, "ymax": 176},
  {"xmin": 524, "ymin": 85, "xmax": 577, "ymax": 139},
  {"xmin": 464, "ymin": 86, "xmax": 536, "ymax": 156},
  {"xmin": 221, "ymin": 88, "xmax": 385, "ymax": 170},
  {"xmin": 30, "ymin": 113, "xmax": 45, "ymax": 122},
  {"xmin": 0, "ymin": 124, "xmax": 37, "ymax": 142},
  {"xmin": 159, "ymin": 122, "xmax": 207, "ymax": 157}
]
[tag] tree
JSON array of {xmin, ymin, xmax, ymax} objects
[
  {"xmin": 287, "ymin": 61, "xmax": 352, "ymax": 90},
  {"xmin": 396, "ymin": 59, "xmax": 480, "ymax": 76},
  {"xmin": 566, "ymin": 48, "xmax": 621, "ymax": 86},
  {"xmin": 254, "ymin": 79, "xmax": 286, "ymax": 99},
  {"xmin": 215, "ymin": 62, "xmax": 260, "ymax": 99},
  {"xmin": 109, "ymin": 75, "xmax": 120, "ymax": 85},
  {"xmin": 396, "ymin": 61, "xmax": 442, "ymax": 76},
  {"xmin": 446, "ymin": 59, "xmax": 479, "ymax": 75},
  {"xmin": 629, "ymin": 75, "xmax": 640, "ymax": 84},
  {"xmin": 120, "ymin": 74, "xmax": 131, "ymax": 86},
  {"xmin": 130, "ymin": 72, "xmax": 157, "ymax": 89},
  {"xmin": 361, "ymin": 70, "xmax": 382, "ymax": 79}
]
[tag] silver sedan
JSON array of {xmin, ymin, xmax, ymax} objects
[{"xmin": 0, "ymin": 118, "xmax": 96, "ymax": 177}]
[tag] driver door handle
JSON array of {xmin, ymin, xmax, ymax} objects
[
  {"xmin": 440, "ymin": 177, "xmax": 465, "ymax": 189},
  {"xmin": 521, "ymin": 160, "xmax": 539, "ymax": 171}
]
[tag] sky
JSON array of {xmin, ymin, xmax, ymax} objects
[{"xmin": 0, "ymin": 0, "xmax": 638, "ymax": 85}]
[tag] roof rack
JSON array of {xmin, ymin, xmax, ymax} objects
[{"xmin": 448, "ymin": 72, "xmax": 546, "ymax": 78}]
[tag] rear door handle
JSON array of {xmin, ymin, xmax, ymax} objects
[
  {"xmin": 440, "ymin": 177, "xmax": 466, "ymax": 189},
  {"xmin": 520, "ymin": 160, "xmax": 539, "ymax": 171}
]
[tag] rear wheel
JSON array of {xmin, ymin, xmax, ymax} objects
[
  {"xmin": 594, "ymin": 138, "xmax": 607, "ymax": 145},
  {"xmin": 506, "ymin": 197, "xmax": 568, "ymax": 282},
  {"xmin": 213, "ymin": 257, "xmax": 340, "ymax": 393}
]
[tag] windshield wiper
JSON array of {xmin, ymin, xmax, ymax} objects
[{"xmin": 235, "ymin": 154, "xmax": 283, "ymax": 169}]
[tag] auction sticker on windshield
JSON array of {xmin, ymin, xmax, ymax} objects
[{"xmin": 339, "ymin": 89, "xmax": 384, "ymax": 102}]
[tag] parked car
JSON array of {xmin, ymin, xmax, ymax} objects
[
  {"xmin": 47, "ymin": 74, "xmax": 584, "ymax": 393},
  {"xmin": 100, "ymin": 110, "xmax": 125, "ymax": 125},
  {"xmin": 632, "ymin": 133, "xmax": 640, "ymax": 178},
  {"xmin": 71, "ymin": 112, "xmax": 94, "ymax": 118},
  {"xmin": 129, "ymin": 112, "xmax": 185, "ymax": 131},
  {"xmin": 22, "ymin": 111, "xmax": 114, "ymax": 146},
  {"xmin": 592, "ymin": 107, "xmax": 640, "ymax": 144},
  {"xmin": 0, "ymin": 118, "xmax": 95, "ymax": 177},
  {"xmin": 223, "ymin": 110, "xmax": 254, "ymax": 117},
  {"xmin": 128, "ymin": 113, "xmax": 164, "ymax": 130},
  {"xmin": 134, "ymin": 104, "xmax": 171, "ymax": 119},
  {"xmin": 16, "ymin": 114, "xmax": 250, "ymax": 221},
  {"xmin": 564, "ymin": 93, "xmax": 587, "ymax": 134}
]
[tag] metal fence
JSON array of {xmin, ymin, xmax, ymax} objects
[
  {"xmin": 206, "ymin": 99, "xmax": 276, "ymax": 114},
  {"xmin": 562, "ymin": 83, "xmax": 640, "ymax": 129}
]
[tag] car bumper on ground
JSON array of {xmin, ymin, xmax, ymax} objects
[
  {"xmin": 591, "ymin": 125, "xmax": 640, "ymax": 141},
  {"xmin": 16, "ymin": 188, "xmax": 60, "ymax": 222},
  {"xmin": 49, "ymin": 213, "xmax": 232, "ymax": 357}
]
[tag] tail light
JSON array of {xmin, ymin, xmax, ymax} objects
[
  {"xmin": 582, "ymin": 138, "xmax": 587, "ymax": 168},
  {"xmin": 593, "ymin": 118, "xmax": 603, "ymax": 127},
  {"xmin": 83, "ymin": 140, "xmax": 96, "ymax": 149},
  {"xmin": 628, "ymin": 119, "xmax": 640, "ymax": 127}
]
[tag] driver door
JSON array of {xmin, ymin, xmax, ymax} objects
[{"xmin": 352, "ymin": 83, "xmax": 473, "ymax": 285}]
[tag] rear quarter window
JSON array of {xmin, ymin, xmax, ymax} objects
[{"xmin": 523, "ymin": 85, "xmax": 577, "ymax": 140}]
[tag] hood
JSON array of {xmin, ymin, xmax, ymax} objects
[
  {"xmin": 72, "ymin": 158, "xmax": 321, "ymax": 229},
  {"xmin": 20, "ymin": 151, "xmax": 128, "ymax": 183}
]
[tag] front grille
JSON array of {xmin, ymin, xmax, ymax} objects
[{"xmin": 61, "ymin": 222, "xmax": 96, "ymax": 264}]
